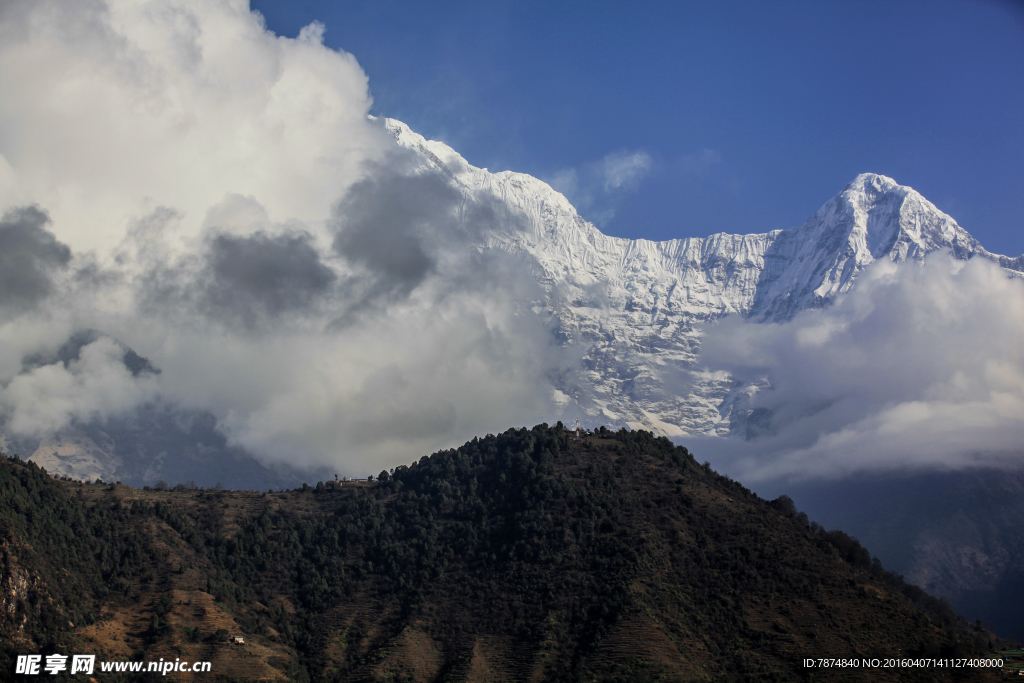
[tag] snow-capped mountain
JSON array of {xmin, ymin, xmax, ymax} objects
[{"xmin": 384, "ymin": 118, "xmax": 1024, "ymax": 437}]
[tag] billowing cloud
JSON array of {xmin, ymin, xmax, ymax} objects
[
  {"xmin": 331, "ymin": 159, "xmax": 461, "ymax": 313},
  {"xmin": 0, "ymin": 0, "xmax": 388, "ymax": 255},
  {"xmin": 14, "ymin": 0, "xmax": 1016, "ymax": 489},
  {"xmin": 1, "ymin": 335, "xmax": 160, "ymax": 436},
  {"xmin": 0, "ymin": 0, "xmax": 565, "ymax": 477},
  {"xmin": 0, "ymin": 206, "xmax": 71, "ymax": 311},
  {"xmin": 200, "ymin": 230, "xmax": 336, "ymax": 329},
  {"xmin": 689, "ymin": 255, "xmax": 1024, "ymax": 482}
]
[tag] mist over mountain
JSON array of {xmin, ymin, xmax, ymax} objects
[{"xmin": 383, "ymin": 119, "xmax": 1024, "ymax": 460}]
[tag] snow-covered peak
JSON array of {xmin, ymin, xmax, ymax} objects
[
  {"xmin": 845, "ymin": 172, "xmax": 901, "ymax": 195},
  {"xmin": 378, "ymin": 118, "xmax": 1022, "ymax": 436},
  {"xmin": 372, "ymin": 116, "xmax": 473, "ymax": 182},
  {"xmin": 379, "ymin": 116, "xmax": 582, "ymax": 228},
  {"xmin": 837, "ymin": 172, "xmax": 978, "ymax": 258},
  {"xmin": 747, "ymin": 172, "xmax": 1020, "ymax": 320}
]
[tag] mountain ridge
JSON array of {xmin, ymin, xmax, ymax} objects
[
  {"xmin": 0, "ymin": 425, "xmax": 1009, "ymax": 681},
  {"xmin": 381, "ymin": 118, "xmax": 1023, "ymax": 437}
]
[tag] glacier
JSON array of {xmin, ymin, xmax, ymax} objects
[{"xmin": 383, "ymin": 117, "xmax": 1024, "ymax": 438}]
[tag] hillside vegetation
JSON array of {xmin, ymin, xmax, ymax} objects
[{"xmin": 0, "ymin": 424, "xmax": 1010, "ymax": 681}]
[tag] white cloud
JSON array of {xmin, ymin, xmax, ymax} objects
[
  {"xmin": 0, "ymin": 0, "xmax": 567, "ymax": 476},
  {"xmin": 690, "ymin": 255, "xmax": 1024, "ymax": 483},
  {"xmin": 601, "ymin": 150, "xmax": 652, "ymax": 192},
  {"xmin": 0, "ymin": 0, "xmax": 389, "ymax": 255},
  {"xmin": 1, "ymin": 336, "xmax": 160, "ymax": 435},
  {"xmin": 545, "ymin": 149, "xmax": 652, "ymax": 227}
]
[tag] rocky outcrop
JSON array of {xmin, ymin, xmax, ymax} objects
[{"xmin": 0, "ymin": 528, "xmax": 57, "ymax": 648}]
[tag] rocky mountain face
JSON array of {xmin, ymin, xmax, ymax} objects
[{"xmin": 385, "ymin": 118, "xmax": 1023, "ymax": 437}]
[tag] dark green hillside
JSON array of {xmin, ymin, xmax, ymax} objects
[{"xmin": 0, "ymin": 425, "xmax": 1012, "ymax": 681}]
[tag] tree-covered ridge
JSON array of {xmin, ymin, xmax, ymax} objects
[
  {"xmin": 0, "ymin": 454, "xmax": 138, "ymax": 644},
  {"xmin": 0, "ymin": 426, "xmax": 1010, "ymax": 682}
]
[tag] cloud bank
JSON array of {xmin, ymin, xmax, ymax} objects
[
  {"xmin": 690, "ymin": 255, "xmax": 1024, "ymax": 483},
  {"xmin": 0, "ymin": 0, "xmax": 386, "ymax": 254},
  {"xmin": 0, "ymin": 206, "xmax": 72, "ymax": 313},
  {"xmin": 0, "ymin": 0, "xmax": 564, "ymax": 475}
]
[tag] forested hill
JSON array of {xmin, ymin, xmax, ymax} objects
[{"xmin": 0, "ymin": 425, "xmax": 1011, "ymax": 682}]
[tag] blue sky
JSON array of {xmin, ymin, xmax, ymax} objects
[{"xmin": 252, "ymin": 0, "xmax": 1024, "ymax": 256}]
